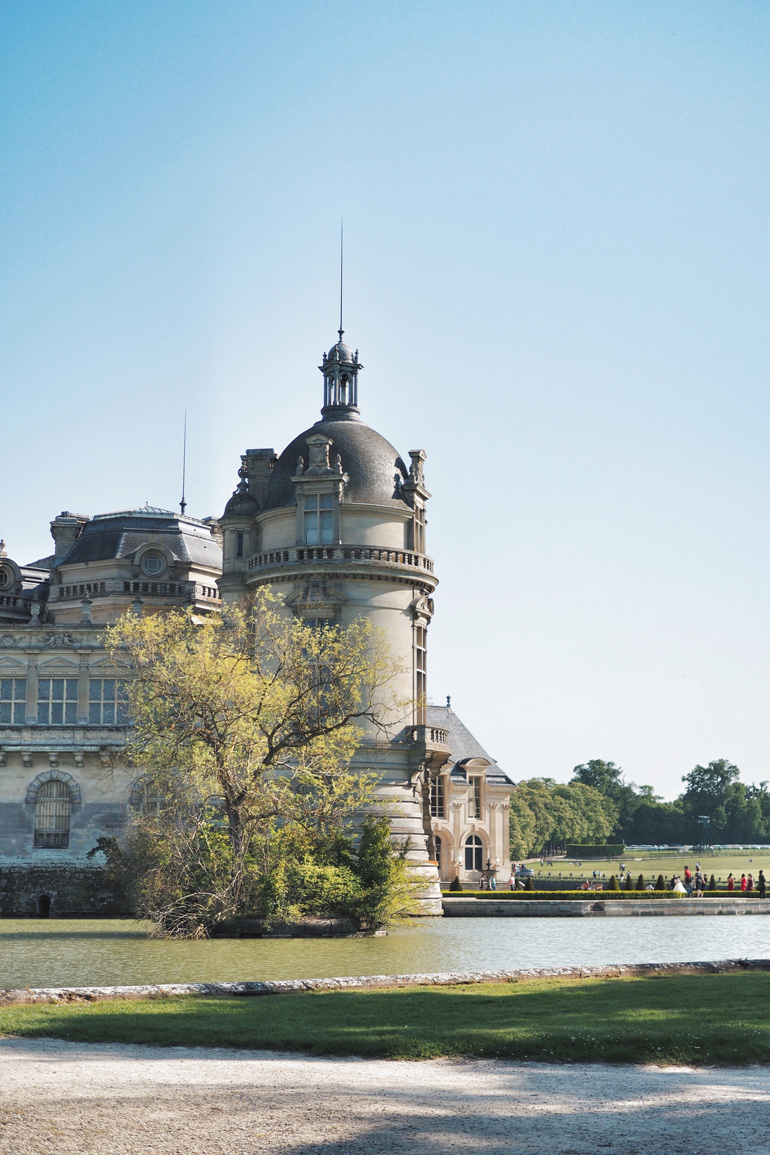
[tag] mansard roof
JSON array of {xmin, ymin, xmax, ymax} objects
[
  {"xmin": 427, "ymin": 703, "xmax": 515, "ymax": 786},
  {"xmin": 59, "ymin": 507, "xmax": 222, "ymax": 569}
]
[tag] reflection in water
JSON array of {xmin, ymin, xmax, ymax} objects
[{"xmin": 1, "ymin": 916, "xmax": 769, "ymax": 990}]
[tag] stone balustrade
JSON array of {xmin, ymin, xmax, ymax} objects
[{"xmin": 247, "ymin": 545, "xmax": 434, "ymax": 576}]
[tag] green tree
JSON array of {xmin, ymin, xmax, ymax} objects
[{"xmin": 107, "ymin": 593, "xmax": 409, "ymax": 936}]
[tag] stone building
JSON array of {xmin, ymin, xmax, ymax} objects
[
  {"xmin": 0, "ymin": 509, "xmax": 222, "ymax": 913},
  {"xmin": 0, "ymin": 330, "xmax": 515, "ymax": 913},
  {"xmin": 426, "ymin": 702, "xmax": 514, "ymax": 885}
]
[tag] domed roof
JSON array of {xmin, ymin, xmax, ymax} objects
[
  {"xmin": 326, "ymin": 340, "xmax": 356, "ymax": 365},
  {"xmin": 262, "ymin": 418, "xmax": 410, "ymax": 511},
  {"xmin": 223, "ymin": 489, "xmax": 259, "ymax": 518}
]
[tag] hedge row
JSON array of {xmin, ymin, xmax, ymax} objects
[
  {"xmin": 441, "ymin": 890, "xmax": 764, "ymax": 900},
  {"xmin": 564, "ymin": 844, "xmax": 625, "ymax": 858}
]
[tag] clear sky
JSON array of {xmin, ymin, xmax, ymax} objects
[{"xmin": 2, "ymin": 1, "xmax": 769, "ymax": 799}]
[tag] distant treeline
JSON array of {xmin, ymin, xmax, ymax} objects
[{"xmin": 510, "ymin": 759, "xmax": 770, "ymax": 858}]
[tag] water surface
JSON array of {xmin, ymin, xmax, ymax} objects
[{"xmin": 1, "ymin": 916, "xmax": 768, "ymax": 989}]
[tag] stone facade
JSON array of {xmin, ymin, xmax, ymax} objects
[{"xmin": 0, "ymin": 509, "xmax": 222, "ymax": 912}]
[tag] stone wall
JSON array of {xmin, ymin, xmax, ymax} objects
[{"xmin": 0, "ymin": 864, "xmax": 130, "ymax": 916}]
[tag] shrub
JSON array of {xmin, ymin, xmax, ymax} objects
[
  {"xmin": 709, "ymin": 874, "xmax": 717, "ymax": 891},
  {"xmin": 524, "ymin": 876, "xmax": 534, "ymax": 891},
  {"xmin": 636, "ymin": 873, "xmax": 646, "ymax": 891},
  {"xmin": 624, "ymin": 873, "xmax": 634, "ymax": 891},
  {"xmin": 655, "ymin": 874, "xmax": 666, "ymax": 891},
  {"xmin": 607, "ymin": 874, "xmax": 620, "ymax": 891},
  {"xmin": 449, "ymin": 876, "xmax": 462, "ymax": 892}
]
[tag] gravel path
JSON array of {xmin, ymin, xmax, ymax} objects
[{"xmin": 2, "ymin": 1037, "xmax": 769, "ymax": 1154}]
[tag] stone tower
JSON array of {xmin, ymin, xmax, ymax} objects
[{"xmin": 218, "ymin": 330, "xmax": 447, "ymax": 912}]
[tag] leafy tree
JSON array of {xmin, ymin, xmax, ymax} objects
[
  {"xmin": 571, "ymin": 760, "xmax": 623, "ymax": 796},
  {"xmin": 107, "ymin": 593, "xmax": 410, "ymax": 936},
  {"xmin": 570, "ymin": 760, "xmax": 640, "ymax": 838}
]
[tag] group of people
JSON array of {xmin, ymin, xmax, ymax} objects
[
  {"xmin": 670, "ymin": 864, "xmax": 767, "ymax": 898},
  {"xmin": 726, "ymin": 871, "xmax": 766, "ymax": 897}
]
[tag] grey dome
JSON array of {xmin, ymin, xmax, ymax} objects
[
  {"xmin": 262, "ymin": 418, "xmax": 410, "ymax": 511},
  {"xmin": 223, "ymin": 489, "xmax": 259, "ymax": 518},
  {"xmin": 326, "ymin": 340, "xmax": 356, "ymax": 364}
]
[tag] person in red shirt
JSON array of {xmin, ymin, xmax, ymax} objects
[
  {"xmin": 727, "ymin": 873, "xmax": 735, "ymax": 891},
  {"xmin": 740, "ymin": 874, "xmax": 748, "ymax": 892}
]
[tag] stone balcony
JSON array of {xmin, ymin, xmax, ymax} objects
[{"xmin": 246, "ymin": 544, "xmax": 435, "ymax": 582}]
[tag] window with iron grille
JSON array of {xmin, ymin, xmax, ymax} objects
[
  {"xmin": 37, "ymin": 678, "xmax": 78, "ymax": 725},
  {"xmin": 429, "ymin": 776, "xmax": 445, "ymax": 818},
  {"xmin": 34, "ymin": 780, "xmax": 72, "ymax": 849},
  {"xmin": 0, "ymin": 678, "xmax": 26, "ymax": 725},
  {"xmin": 89, "ymin": 679, "xmax": 129, "ymax": 725},
  {"xmin": 304, "ymin": 494, "xmax": 334, "ymax": 544}
]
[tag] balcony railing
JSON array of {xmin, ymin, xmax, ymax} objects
[
  {"xmin": 248, "ymin": 545, "xmax": 434, "ymax": 575},
  {"xmin": 410, "ymin": 724, "xmax": 450, "ymax": 747},
  {"xmin": 50, "ymin": 580, "xmax": 220, "ymax": 603}
]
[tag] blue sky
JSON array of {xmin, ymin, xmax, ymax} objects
[{"xmin": 2, "ymin": 1, "xmax": 769, "ymax": 798}]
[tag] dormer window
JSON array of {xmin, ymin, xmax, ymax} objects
[
  {"xmin": 0, "ymin": 568, "xmax": 8, "ymax": 587},
  {"xmin": 141, "ymin": 553, "xmax": 164, "ymax": 576},
  {"xmin": 304, "ymin": 495, "xmax": 334, "ymax": 545}
]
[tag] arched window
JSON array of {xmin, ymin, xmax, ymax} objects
[
  {"xmin": 34, "ymin": 780, "xmax": 72, "ymax": 849},
  {"xmin": 464, "ymin": 833, "xmax": 483, "ymax": 872}
]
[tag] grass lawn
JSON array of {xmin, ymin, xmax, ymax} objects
[
  {"xmin": 2, "ymin": 972, "xmax": 769, "ymax": 1064},
  {"xmin": 534, "ymin": 850, "xmax": 770, "ymax": 884}
]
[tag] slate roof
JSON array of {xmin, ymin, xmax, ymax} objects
[
  {"xmin": 262, "ymin": 417, "xmax": 411, "ymax": 512},
  {"xmin": 60, "ymin": 510, "xmax": 222, "ymax": 569},
  {"xmin": 426, "ymin": 704, "xmax": 515, "ymax": 786}
]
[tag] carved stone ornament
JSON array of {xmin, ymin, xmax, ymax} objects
[
  {"xmin": 0, "ymin": 635, "xmax": 18, "ymax": 647},
  {"xmin": 43, "ymin": 632, "xmax": 78, "ymax": 647},
  {"xmin": 451, "ymin": 801, "xmax": 463, "ymax": 811}
]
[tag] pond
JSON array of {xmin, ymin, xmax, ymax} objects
[{"xmin": 1, "ymin": 915, "xmax": 769, "ymax": 990}]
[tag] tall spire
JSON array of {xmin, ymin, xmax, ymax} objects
[{"xmin": 339, "ymin": 217, "xmax": 344, "ymax": 340}]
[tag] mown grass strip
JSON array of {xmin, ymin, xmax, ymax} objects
[{"xmin": 2, "ymin": 972, "xmax": 769, "ymax": 1064}]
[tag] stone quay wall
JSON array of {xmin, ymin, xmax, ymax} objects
[
  {"xmin": 1, "ymin": 958, "xmax": 769, "ymax": 1006},
  {"xmin": 441, "ymin": 897, "xmax": 770, "ymax": 917}
]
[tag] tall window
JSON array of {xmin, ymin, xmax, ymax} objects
[
  {"xmin": 0, "ymin": 678, "xmax": 26, "ymax": 724},
  {"xmin": 464, "ymin": 834, "xmax": 483, "ymax": 872},
  {"xmin": 468, "ymin": 775, "xmax": 483, "ymax": 818},
  {"xmin": 304, "ymin": 494, "xmax": 334, "ymax": 545},
  {"xmin": 415, "ymin": 626, "xmax": 427, "ymax": 724},
  {"xmin": 235, "ymin": 531, "xmax": 244, "ymax": 559},
  {"xmin": 34, "ymin": 780, "xmax": 72, "ymax": 848},
  {"xmin": 37, "ymin": 678, "xmax": 78, "ymax": 725},
  {"xmin": 429, "ymin": 775, "xmax": 445, "ymax": 818},
  {"xmin": 435, "ymin": 834, "xmax": 442, "ymax": 873},
  {"xmin": 89, "ymin": 679, "xmax": 129, "ymax": 725}
]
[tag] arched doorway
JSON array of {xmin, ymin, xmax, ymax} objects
[{"xmin": 37, "ymin": 894, "xmax": 51, "ymax": 917}]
